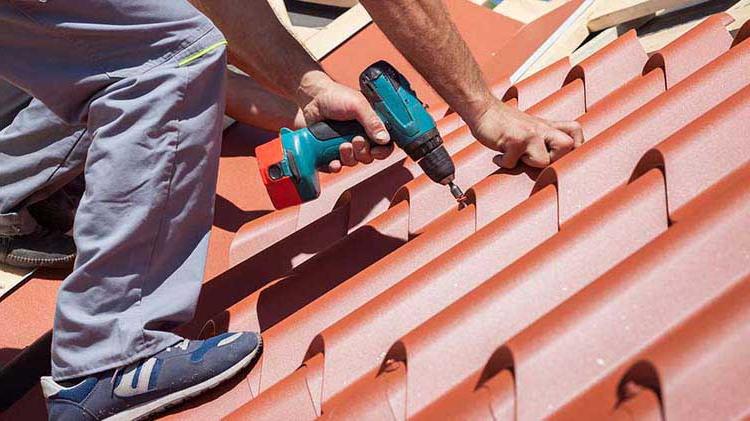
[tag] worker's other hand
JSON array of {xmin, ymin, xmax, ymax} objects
[
  {"xmin": 470, "ymin": 100, "xmax": 584, "ymax": 169},
  {"xmin": 299, "ymin": 73, "xmax": 394, "ymax": 172}
]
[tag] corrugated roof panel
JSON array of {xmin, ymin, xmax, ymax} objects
[
  {"xmin": 360, "ymin": 168, "xmax": 669, "ymax": 419},
  {"xmin": 565, "ymin": 30, "xmax": 649, "ymax": 108},
  {"xmin": 635, "ymin": 84, "xmax": 750, "ymax": 221},
  {"xmin": 550, "ymin": 164, "xmax": 750, "ymax": 420},
  {"xmin": 538, "ymin": 34, "xmax": 750, "ymax": 226},
  {"xmin": 506, "ymin": 58, "xmax": 572, "ymax": 110},
  {"xmin": 505, "ymin": 173, "xmax": 750, "ymax": 420},
  {"xmin": 644, "ymin": 13, "xmax": 735, "ymax": 89}
]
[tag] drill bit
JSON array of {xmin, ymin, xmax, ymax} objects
[{"xmin": 448, "ymin": 181, "xmax": 466, "ymax": 204}]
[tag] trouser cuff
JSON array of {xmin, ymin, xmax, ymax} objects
[{"xmin": 0, "ymin": 208, "xmax": 39, "ymax": 236}]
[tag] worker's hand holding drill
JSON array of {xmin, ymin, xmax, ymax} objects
[{"xmin": 296, "ymin": 71, "xmax": 394, "ymax": 172}]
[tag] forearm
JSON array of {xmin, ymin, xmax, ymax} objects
[
  {"xmin": 191, "ymin": 0, "xmax": 330, "ymax": 105},
  {"xmin": 360, "ymin": 0, "xmax": 496, "ymax": 125},
  {"xmin": 225, "ymin": 70, "xmax": 305, "ymax": 131}
]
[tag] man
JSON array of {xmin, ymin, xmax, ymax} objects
[{"xmin": 0, "ymin": 0, "xmax": 582, "ymax": 419}]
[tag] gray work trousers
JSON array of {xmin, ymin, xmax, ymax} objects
[{"xmin": 0, "ymin": 1, "xmax": 227, "ymax": 380}]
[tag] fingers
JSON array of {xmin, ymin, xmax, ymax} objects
[
  {"xmin": 353, "ymin": 95, "xmax": 390, "ymax": 145},
  {"xmin": 328, "ymin": 160, "xmax": 342, "ymax": 173},
  {"xmin": 339, "ymin": 142, "xmax": 356, "ymax": 167},
  {"xmin": 500, "ymin": 140, "xmax": 525, "ymax": 169},
  {"xmin": 371, "ymin": 143, "xmax": 394, "ymax": 160},
  {"xmin": 551, "ymin": 120, "xmax": 585, "ymax": 147},
  {"xmin": 545, "ymin": 129, "xmax": 575, "ymax": 163},
  {"xmin": 351, "ymin": 136, "xmax": 374, "ymax": 164},
  {"xmin": 337, "ymin": 137, "xmax": 394, "ymax": 168},
  {"xmin": 520, "ymin": 138, "xmax": 551, "ymax": 168}
]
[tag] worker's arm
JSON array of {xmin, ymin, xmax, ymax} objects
[
  {"xmin": 225, "ymin": 70, "xmax": 306, "ymax": 132},
  {"xmin": 360, "ymin": 0, "xmax": 584, "ymax": 168},
  {"xmin": 191, "ymin": 0, "xmax": 392, "ymax": 171}
]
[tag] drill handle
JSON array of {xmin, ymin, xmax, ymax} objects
[{"xmin": 307, "ymin": 120, "xmax": 368, "ymax": 166}]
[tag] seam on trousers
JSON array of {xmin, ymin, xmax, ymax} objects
[
  {"xmin": 138, "ymin": 54, "xmax": 191, "ymax": 349},
  {"xmin": 178, "ymin": 40, "xmax": 228, "ymax": 67},
  {"xmin": 108, "ymin": 23, "xmax": 215, "ymax": 79}
]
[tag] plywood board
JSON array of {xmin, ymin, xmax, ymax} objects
[
  {"xmin": 572, "ymin": 14, "xmax": 654, "ymax": 63},
  {"xmin": 298, "ymin": 0, "xmax": 359, "ymax": 7},
  {"xmin": 728, "ymin": 0, "xmax": 750, "ymax": 34},
  {"xmin": 292, "ymin": 25, "xmax": 322, "ymax": 42},
  {"xmin": 304, "ymin": 3, "xmax": 372, "ymax": 60},
  {"xmin": 0, "ymin": 265, "xmax": 35, "ymax": 300},
  {"xmin": 494, "ymin": 0, "xmax": 568, "ymax": 24},
  {"xmin": 516, "ymin": 0, "xmax": 605, "ymax": 81},
  {"xmin": 269, "ymin": 0, "xmax": 293, "ymax": 28},
  {"xmin": 637, "ymin": 0, "xmax": 746, "ymax": 53},
  {"xmin": 588, "ymin": 0, "xmax": 709, "ymax": 31}
]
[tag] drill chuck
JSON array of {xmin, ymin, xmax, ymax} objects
[{"xmin": 416, "ymin": 143, "xmax": 456, "ymax": 185}]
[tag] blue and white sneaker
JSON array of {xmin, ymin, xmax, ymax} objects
[{"xmin": 41, "ymin": 332, "xmax": 262, "ymax": 421}]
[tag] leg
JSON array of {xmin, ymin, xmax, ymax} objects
[
  {"xmin": 52, "ymin": 31, "xmax": 229, "ymax": 381},
  {"xmin": 0, "ymin": 96, "xmax": 87, "ymax": 234},
  {"xmin": 0, "ymin": 81, "xmax": 84, "ymax": 267},
  {"xmin": 1, "ymin": 5, "xmax": 261, "ymax": 416}
]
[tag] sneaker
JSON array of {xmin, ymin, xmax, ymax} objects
[
  {"xmin": 41, "ymin": 332, "xmax": 262, "ymax": 421},
  {"xmin": 0, "ymin": 226, "xmax": 76, "ymax": 269}
]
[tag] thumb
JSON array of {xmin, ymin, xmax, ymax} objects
[{"xmin": 352, "ymin": 95, "xmax": 390, "ymax": 145}]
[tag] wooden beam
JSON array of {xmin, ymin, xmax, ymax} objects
[
  {"xmin": 637, "ymin": 0, "xmax": 747, "ymax": 53},
  {"xmin": 304, "ymin": 3, "xmax": 372, "ymax": 60},
  {"xmin": 516, "ymin": 0, "xmax": 606, "ymax": 81},
  {"xmin": 588, "ymin": 0, "xmax": 710, "ymax": 32},
  {"xmin": 292, "ymin": 25, "xmax": 322, "ymax": 42},
  {"xmin": 0, "ymin": 265, "xmax": 35, "ymax": 300},
  {"xmin": 298, "ymin": 0, "xmax": 359, "ymax": 7},
  {"xmin": 493, "ymin": 0, "xmax": 568, "ymax": 24},
  {"xmin": 572, "ymin": 14, "xmax": 654, "ymax": 63},
  {"xmin": 639, "ymin": 17, "xmax": 704, "ymax": 52},
  {"xmin": 268, "ymin": 0, "xmax": 293, "ymax": 28},
  {"xmin": 728, "ymin": 0, "xmax": 750, "ymax": 35}
]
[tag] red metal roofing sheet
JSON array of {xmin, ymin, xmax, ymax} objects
[
  {"xmin": 565, "ymin": 30, "xmax": 649, "ymax": 108},
  {"xmin": 3, "ymin": 7, "xmax": 749, "ymax": 420}
]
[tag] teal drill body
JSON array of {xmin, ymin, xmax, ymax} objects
[{"xmin": 258, "ymin": 61, "xmax": 459, "ymax": 209}]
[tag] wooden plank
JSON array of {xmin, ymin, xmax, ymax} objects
[
  {"xmin": 516, "ymin": 0, "xmax": 606, "ymax": 81},
  {"xmin": 0, "ymin": 265, "xmax": 35, "ymax": 300},
  {"xmin": 728, "ymin": 0, "xmax": 750, "ymax": 34},
  {"xmin": 637, "ymin": 0, "xmax": 745, "ymax": 53},
  {"xmin": 292, "ymin": 25, "xmax": 322, "ymax": 42},
  {"xmin": 304, "ymin": 3, "xmax": 372, "ymax": 60},
  {"xmin": 572, "ymin": 14, "xmax": 654, "ymax": 63},
  {"xmin": 298, "ymin": 0, "xmax": 359, "ymax": 7},
  {"xmin": 493, "ymin": 0, "xmax": 568, "ymax": 24},
  {"xmin": 639, "ymin": 17, "xmax": 704, "ymax": 52},
  {"xmin": 269, "ymin": 0, "xmax": 293, "ymax": 28},
  {"xmin": 588, "ymin": 0, "xmax": 709, "ymax": 31}
]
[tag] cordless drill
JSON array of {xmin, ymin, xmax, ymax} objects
[{"xmin": 257, "ymin": 61, "xmax": 464, "ymax": 210}]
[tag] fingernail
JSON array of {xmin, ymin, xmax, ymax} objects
[{"xmin": 375, "ymin": 130, "xmax": 390, "ymax": 143}]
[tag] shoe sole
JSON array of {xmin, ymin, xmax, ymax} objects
[
  {"xmin": 104, "ymin": 335, "xmax": 263, "ymax": 421},
  {"xmin": 5, "ymin": 253, "xmax": 75, "ymax": 269}
]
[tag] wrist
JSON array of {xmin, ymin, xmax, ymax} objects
[
  {"xmin": 460, "ymin": 90, "xmax": 498, "ymax": 129},
  {"xmin": 295, "ymin": 70, "xmax": 334, "ymax": 107}
]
